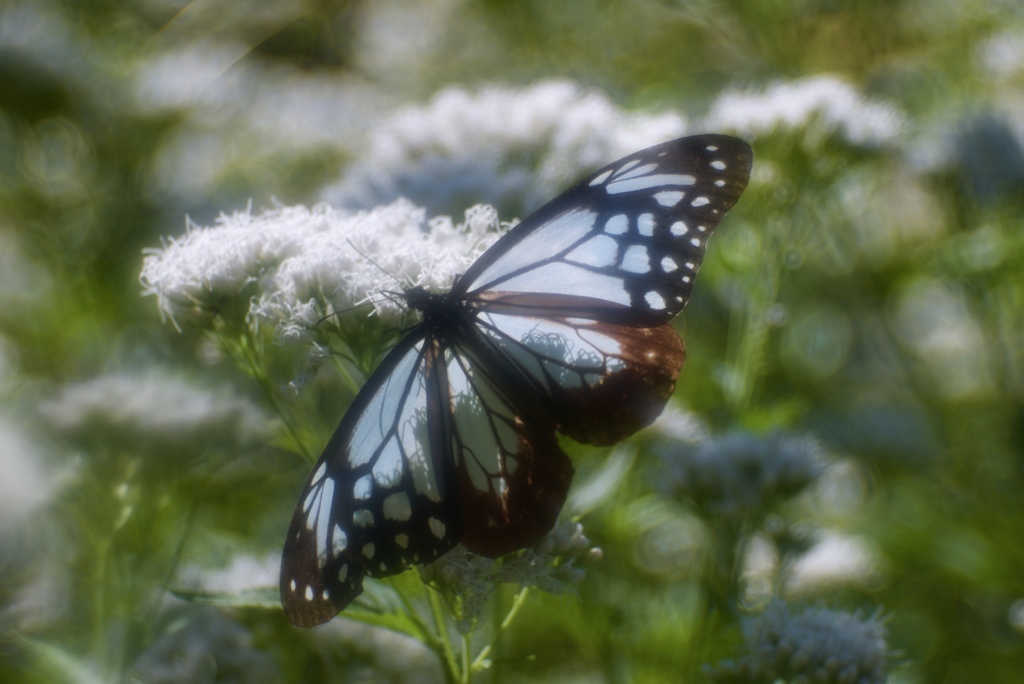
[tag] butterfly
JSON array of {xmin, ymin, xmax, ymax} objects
[{"xmin": 280, "ymin": 135, "xmax": 752, "ymax": 627}]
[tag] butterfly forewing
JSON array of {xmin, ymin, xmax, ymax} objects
[
  {"xmin": 280, "ymin": 335, "xmax": 460, "ymax": 627},
  {"xmin": 456, "ymin": 135, "xmax": 752, "ymax": 322}
]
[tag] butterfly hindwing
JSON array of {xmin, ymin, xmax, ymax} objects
[
  {"xmin": 444, "ymin": 343, "xmax": 574, "ymax": 557},
  {"xmin": 468, "ymin": 297, "xmax": 686, "ymax": 445},
  {"xmin": 280, "ymin": 334, "xmax": 461, "ymax": 627},
  {"xmin": 456, "ymin": 135, "xmax": 752, "ymax": 322}
]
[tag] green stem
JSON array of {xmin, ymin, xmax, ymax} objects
[
  {"xmin": 460, "ymin": 634, "xmax": 471, "ymax": 684},
  {"xmin": 469, "ymin": 587, "xmax": 531, "ymax": 674},
  {"xmin": 223, "ymin": 330, "xmax": 314, "ymax": 463},
  {"xmin": 427, "ymin": 587, "xmax": 461, "ymax": 684}
]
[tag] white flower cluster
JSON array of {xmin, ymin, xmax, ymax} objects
[
  {"xmin": 419, "ymin": 522, "xmax": 601, "ymax": 633},
  {"xmin": 38, "ymin": 371, "xmax": 274, "ymax": 452},
  {"xmin": 0, "ymin": 416, "xmax": 55, "ymax": 527},
  {"xmin": 132, "ymin": 41, "xmax": 387, "ymax": 203},
  {"xmin": 140, "ymin": 199, "xmax": 506, "ymax": 337},
  {"xmin": 706, "ymin": 602, "xmax": 888, "ymax": 684},
  {"xmin": 176, "ymin": 551, "xmax": 280, "ymax": 595},
  {"xmin": 890, "ymin": 277, "xmax": 993, "ymax": 400},
  {"xmin": 705, "ymin": 75, "xmax": 905, "ymax": 147},
  {"xmin": 131, "ymin": 609, "xmax": 281, "ymax": 684},
  {"xmin": 323, "ymin": 80, "xmax": 687, "ymax": 213},
  {"xmin": 978, "ymin": 28, "xmax": 1024, "ymax": 80},
  {"xmin": 659, "ymin": 431, "xmax": 825, "ymax": 520}
]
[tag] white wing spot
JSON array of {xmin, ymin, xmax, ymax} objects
[
  {"xmin": 607, "ymin": 172, "xmax": 697, "ymax": 194},
  {"xmin": 353, "ymin": 509, "xmax": 374, "ymax": 527},
  {"xmin": 380, "ymin": 562, "xmax": 387, "ymax": 572},
  {"xmin": 683, "ymin": 276, "xmax": 692, "ymax": 283},
  {"xmin": 363, "ymin": 543, "xmax": 375, "ymax": 559},
  {"xmin": 589, "ymin": 169, "xmax": 613, "ymax": 186},
  {"xmin": 622, "ymin": 245, "xmax": 651, "ymax": 274},
  {"xmin": 706, "ymin": 145, "xmax": 719, "ymax": 151},
  {"xmin": 332, "ymin": 524, "xmax": 348, "ymax": 557},
  {"xmin": 383, "ymin": 492, "xmax": 413, "ymax": 521},
  {"xmin": 314, "ymin": 478, "xmax": 335, "ymax": 568},
  {"xmin": 691, "ymin": 196, "xmax": 710, "ymax": 207},
  {"xmin": 686, "ymin": 261, "xmax": 696, "ymax": 271},
  {"xmin": 698, "ymin": 225, "xmax": 707, "ymax": 232},
  {"xmin": 654, "ymin": 191, "xmax": 684, "ymax": 207},
  {"xmin": 714, "ymin": 179, "xmax": 725, "ymax": 187},
  {"xmin": 302, "ymin": 480, "xmax": 322, "ymax": 517},
  {"xmin": 711, "ymin": 160, "xmax": 726, "ymax": 170},
  {"xmin": 638, "ymin": 213, "xmax": 655, "ymax": 236},
  {"xmin": 690, "ymin": 238, "xmax": 701, "ymax": 247},
  {"xmin": 395, "ymin": 533, "xmax": 409, "ymax": 549},
  {"xmin": 605, "ymin": 214, "xmax": 629, "ymax": 235},
  {"xmin": 670, "ymin": 221, "xmax": 688, "ymax": 236},
  {"xmin": 353, "ymin": 475, "xmax": 372, "ymax": 500},
  {"xmin": 304, "ymin": 585, "xmax": 314, "ymax": 601},
  {"xmin": 610, "ymin": 160, "xmax": 647, "ymax": 178},
  {"xmin": 322, "ymin": 589, "xmax": 330, "ymax": 600},
  {"xmin": 661, "ymin": 256, "xmax": 678, "ymax": 273},
  {"xmin": 290, "ymin": 579, "xmax": 296, "ymax": 592},
  {"xmin": 645, "ymin": 291, "xmax": 667, "ymax": 310},
  {"xmin": 338, "ymin": 564, "xmax": 348, "ymax": 582},
  {"xmin": 429, "ymin": 517, "xmax": 446, "ymax": 539}
]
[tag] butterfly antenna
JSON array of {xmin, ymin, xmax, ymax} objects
[
  {"xmin": 346, "ymin": 238, "xmax": 408, "ymax": 289},
  {"xmin": 316, "ymin": 301, "xmax": 375, "ymax": 326}
]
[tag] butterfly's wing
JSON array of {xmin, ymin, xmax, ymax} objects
[
  {"xmin": 280, "ymin": 327, "xmax": 576, "ymax": 624},
  {"xmin": 455, "ymin": 135, "xmax": 752, "ymax": 323},
  {"xmin": 455, "ymin": 135, "xmax": 751, "ymax": 443},
  {"xmin": 442, "ymin": 342, "xmax": 574, "ymax": 557},
  {"xmin": 280, "ymin": 332, "xmax": 461, "ymax": 627},
  {"xmin": 465, "ymin": 305, "xmax": 686, "ymax": 445}
]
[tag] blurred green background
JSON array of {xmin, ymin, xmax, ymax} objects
[{"xmin": 1, "ymin": 0, "xmax": 1023, "ymax": 682}]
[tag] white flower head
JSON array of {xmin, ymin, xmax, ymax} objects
[
  {"xmin": 890, "ymin": 277, "xmax": 993, "ymax": 400},
  {"xmin": 176, "ymin": 552, "xmax": 279, "ymax": 595},
  {"xmin": 706, "ymin": 602, "xmax": 889, "ymax": 684},
  {"xmin": 786, "ymin": 532, "xmax": 885, "ymax": 596},
  {"xmin": 141, "ymin": 199, "xmax": 506, "ymax": 336},
  {"xmin": 658, "ymin": 431, "xmax": 826, "ymax": 520},
  {"xmin": 978, "ymin": 28, "xmax": 1024, "ymax": 80},
  {"xmin": 705, "ymin": 75, "xmax": 905, "ymax": 147},
  {"xmin": 38, "ymin": 371, "xmax": 274, "ymax": 453},
  {"xmin": 131, "ymin": 609, "xmax": 281, "ymax": 683},
  {"xmin": 324, "ymin": 80, "xmax": 687, "ymax": 214},
  {"xmin": 419, "ymin": 521, "xmax": 601, "ymax": 634},
  {"xmin": 0, "ymin": 417, "xmax": 57, "ymax": 527}
]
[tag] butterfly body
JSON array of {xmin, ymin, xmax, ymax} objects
[{"xmin": 281, "ymin": 135, "xmax": 752, "ymax": 627}]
